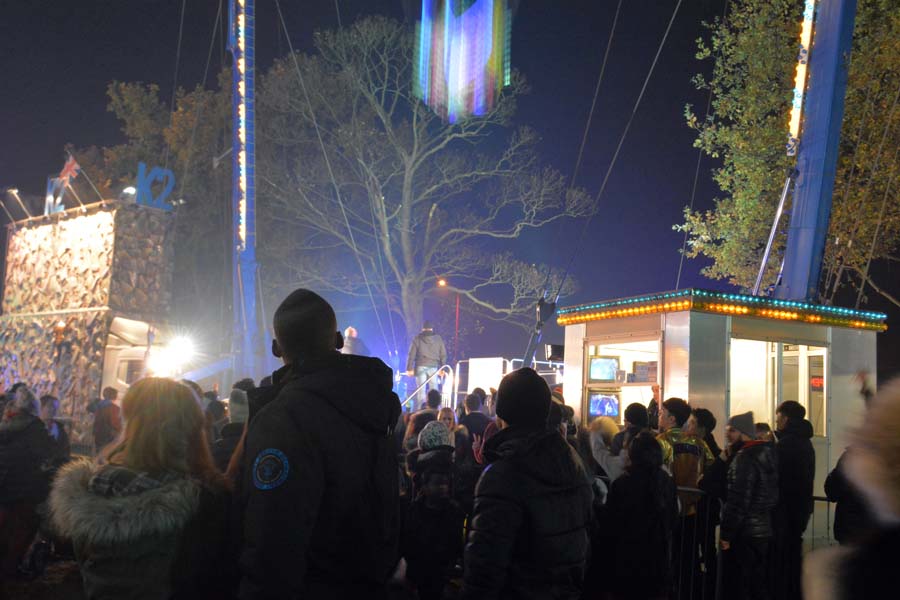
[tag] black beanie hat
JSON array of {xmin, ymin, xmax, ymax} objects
[{"xmin": 496, "ymin": 368, "xmax": 552, "ymax": 429}]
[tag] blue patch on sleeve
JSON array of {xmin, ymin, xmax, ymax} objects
[{"xmin": 253, "ymin": 448, "xmax": 290, "ymax": 490}]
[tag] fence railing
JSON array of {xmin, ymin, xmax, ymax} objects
[
  {"xmin": 400, "ymin": 365, "xmax": 454, "ymax": 410},
  {"xmin": 667, "ymin": 487, "xmax": 836, "ymax": 600}
]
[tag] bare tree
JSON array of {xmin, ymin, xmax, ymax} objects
[{"xmin": 257, "ymin": 17, "xmax": 591, "ymax": 350}]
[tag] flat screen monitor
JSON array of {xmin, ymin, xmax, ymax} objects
[
  {"xmin": 588, "ymin": 392, "xmax": 620, "ymax": 419},
  {"xmin": 588, "ymin": 356, "xmax": 619, "ymax": 383}
]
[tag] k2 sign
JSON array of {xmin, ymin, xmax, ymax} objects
[{"xmin": 135, "ymin": 162, "xmax": 175, "ymax": 211}]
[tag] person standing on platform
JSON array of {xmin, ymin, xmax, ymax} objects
[{"xmin": 406, "ymin": 322, "xmax": 447, "ymax": 405}]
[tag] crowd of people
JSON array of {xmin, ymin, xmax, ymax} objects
[{"xmin": 0, "ymin": 288, "xmax": 897, "ymax": 600}]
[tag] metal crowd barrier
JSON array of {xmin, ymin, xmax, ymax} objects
[
  {"xmin": 668, "ymin": 488, "xmax": 837, "ymax": 600},
  {"xmin": 807, "ymin": 495, "xmax": 835, "ymax": 551},
  {"xmin": 400, "ymin": 365, "xmax": 454, "ymax": 410},
  {"xmin": 672, "ymin": 486, "xmax": 718, "ymax": 600}
]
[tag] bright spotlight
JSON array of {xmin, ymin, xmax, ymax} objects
[
  {"xmin": 437, "ymin": 278, "xmax": 447, "ymax": 287},
  {"xmin": 146, "ymin": 336, "xmax": 196, "ymax": 377},
  {"xmin": 146, "ymin": 351, "xmax": 176, "ymax": 378},
  {"xmin": 169, "ymin": 336, "xmax": 195, "ymax": 363}
]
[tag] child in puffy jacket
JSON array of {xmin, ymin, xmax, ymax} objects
[{"xmin": 401, "ymin": 422, "xmax": 465, "ymax": 600}]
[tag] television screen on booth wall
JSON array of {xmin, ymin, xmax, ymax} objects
[
  {"xmin": 589, "ymin": 392, "xmax": 620, "ymax": 419},
  {"xmin": 589, "ymin": 356, "xmax": 619, "ymax": 382}
]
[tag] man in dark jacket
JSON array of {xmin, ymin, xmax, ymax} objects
[
  {"xmin": 406, "ymin": 322, "xmax": 448, "ymax": 405},
  {"xmin": 0, "ymin": 386, "xmax": 55, "ymax": 577},
  {"xmin": 92, "ymin": 386, "xmax": 122, "ymax": 453},
  {"xmin": 824, "ymin": 450, "xmax": 877, "ymax": 544},
  {"xmin": 462, "ymin": 368, "xmax": 593, "ymax": 600},
  {"xmin": 609, "ymin": 402, "xmax": 648, "ymax": 456},
  {"xmin": 459, "ymin": 393, "xmax": 492, "ymax": 439},
  {"xmin": 771, "ymin": 400, "xmax": 815, "ymax": 600},
  {"xmin": 824, "ymin": 375, "xmax": 877, "ymax": 545},
  {"xmin": 237, "ymin": 289, "xmax": 402, "ymax": 599},
  {"xmin": 719, "ymin": 411, "xmax": 779, "ymax": 600}
]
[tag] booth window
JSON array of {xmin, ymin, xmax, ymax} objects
[
  {"xmin": 583, "ymin": 339, "xmax": 660, "ymax": 424},
  {"xmin": 117, "ymin": 359, "xmax": 144, "ymax": 386},
  {"xmin": 732, "ymin": 340, "xmax": 826, "ymax": 436},
  {"xmin": 808, "ymin": 354, "xmax": 825, "ymax": 436}
]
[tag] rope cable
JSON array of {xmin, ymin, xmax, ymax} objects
[
  {"xmin": 676, "ymin": 0, "xmax": 729, "ymax": 290},
  {"xmin": 554, "ymin": 0, "xmax": 684, "ymax": 301},
  {"xmin": 822, "ymin": 81, "xmax": 875, "ymax": 294},
  {"xmin": 568, "ymin": 0, "xmax": 623, "ymax": 190},
  {"xmin": 178, "ymin": 0, "xmax": 223, "ymax": 200},
  {"xmin": 368, "ymin": 197, "xmax": 400, "ymax": 355},
  {"xmin": 164, "ymin": 0, "xmax": 188, "ymax": 172},
  {"xmin": 827, "ymin": 80, "xmax": 900, "ymax": 304},
  {"xmin": 533, "ymin": 0, "xmax": 623, "ymax": 303},
  {"xmin": 854, "ymin": 143, "xmax": 900, "ymax": 308},
  {"xmin": 274, "ymin": 0, "xmax": 392, "ymax": 353}
]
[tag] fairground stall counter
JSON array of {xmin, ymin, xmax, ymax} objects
[{"xmin": 559, "ymin": 288, "xmax": 886, "ymax": 545}]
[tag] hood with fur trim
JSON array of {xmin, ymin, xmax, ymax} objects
[{"xmin": 50, "ymin": 458, "xmax": 201, "ymax": 547}]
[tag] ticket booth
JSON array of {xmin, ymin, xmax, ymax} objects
[{"xmin": 559, "ymin": 289, "xmax": 886, "ymax": 543}]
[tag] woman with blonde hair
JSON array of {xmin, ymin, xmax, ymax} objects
[
  {"xmin": 437, "ymin": 406, "xmax": 469, "ymax": 447},
  {"xmin": 50, "ymin": 378, "xmax": 232, "ymax": 599},
  {"xmin": 589, "ymin": 416, "xmax": 629, "ymax": 482}
]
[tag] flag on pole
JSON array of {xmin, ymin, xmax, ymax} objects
[{"xmin": 58, "ymin": 155, "xmax": 81, "ymax": 185}]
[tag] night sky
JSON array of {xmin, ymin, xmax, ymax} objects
[{"xmin": 8, "ymin": 1, "xmax": 894, "ymax": 374}]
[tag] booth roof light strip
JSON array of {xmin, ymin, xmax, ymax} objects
[{"xmin": 556, "ymin": 289, "xmax": 887, "ymax": 331}]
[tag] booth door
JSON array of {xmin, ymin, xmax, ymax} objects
[
  {"xmin": 771, "ymin": 343, "xmax": 827, "ymax": 437},
  {"xmin": 729, "ymin": 340, "xmax": 827, "ymax": 437}
]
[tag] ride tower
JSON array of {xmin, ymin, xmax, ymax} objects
[{"xmin": 228, "ymin": 0, "xmax": 261, "ymax": 378}]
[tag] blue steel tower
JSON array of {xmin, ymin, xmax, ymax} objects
[
  {"xmin": 228, "ymin": 0, "xmax": 260, "ymax": 377},
  {"xmin": 776, "ymin": 0, "xmax": 857, "ymax": 301}
]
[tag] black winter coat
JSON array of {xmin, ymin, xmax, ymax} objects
[
  {"xmin": 237, "ymin": 353, "xmax": 402, "ymax": 600},
  {"xmin": 721, "ymin": 441, "xmax": 779, "ymax": 541},
  {"xmin": 0, "ymin": 414, "xmax": 55, "ymax": 505},
  {"xmin": 401, "ymin": 497, "xmax": 465, "ymax": 598},
  {"xmin": 603, "ymin": 467, "xmax": 678, "ymax": 597},
  {"xmin": 824, "ymin": 449, "xmax": 877, "ymax": 544},
  {"xmin": 212, "ymin": 422, "xmax": 245, "ymax": 473},
  {"xmin": 461, "ymin": 427, "xmax": 593, "ymax": 600},
  {"xmin": 775, "ymin": 418, "xmax": 815, "ymax": 534},
  {"xmin": 460, "ymin": 411, "xmax": 492, "ymax": 439}
]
